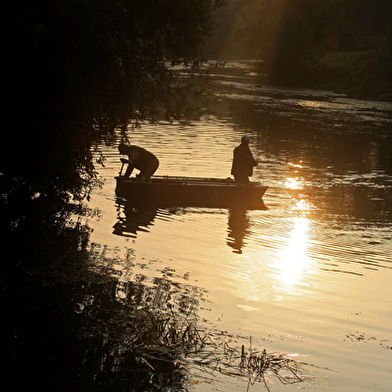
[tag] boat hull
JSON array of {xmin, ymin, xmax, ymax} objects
[{"xmin": 115, "ymin": 176, "xmax": 267, "ymax": 209}]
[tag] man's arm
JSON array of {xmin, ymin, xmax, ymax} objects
[
  {"xmin": 246, "ymin": 149, "xmax": 258, "ymax": 166},
  {"xmin": 124, "ymin": 162, "xmax": 135, "ymax": 177}
]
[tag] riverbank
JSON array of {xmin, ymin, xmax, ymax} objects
[
  {"xmin": 308, "ymin": 51, "xmax": 392, "ymax": 101},
  {"xmin": 214, "ymin": 51, "xmax": 392, "ymax": 102}
]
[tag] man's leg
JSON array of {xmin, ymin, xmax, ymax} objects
[
  {"xmin": 234, "ymin": 174, "xmax": 249, "ymax": 183},
  {"xmin": 140, "ymin": 158, "xmax": 159, "ymax": 181}
]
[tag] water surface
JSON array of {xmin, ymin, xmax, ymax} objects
[{"xmin": 86, "ymin": 61, "xmax": 392, "ymax": 391}]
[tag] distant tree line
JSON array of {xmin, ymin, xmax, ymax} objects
[
  {"xmin": 2, "ymin": 0, "xmax": 222, "ymax": 217},
  {"xmin": 206, "ymin": 0, "xmax": 392, "ymax": 98}
]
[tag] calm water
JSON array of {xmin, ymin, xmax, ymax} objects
[{"xmin": 86, "ymin": 61, "xmax": 392, "ymax": 391}]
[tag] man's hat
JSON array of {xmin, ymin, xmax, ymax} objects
[{"xmin": 241, "ymin": 135, "xmax": 250, "ymax": 141}]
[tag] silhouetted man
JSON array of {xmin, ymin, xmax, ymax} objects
[
  {"xmin": 118, "ymin": 143, "xmax": 159, "ymax": 181},
  {"xmin": 231, "ymin": 135, "xmax": 258, "ymax": 183}
]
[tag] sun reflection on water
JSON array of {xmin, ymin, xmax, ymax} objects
[
  {"xmin": 284, "ymin": 177, "xmax": 303, "ymax": 190},
  {"xmin": 230, "ymin": 195, "xmax": 315, "ymax": 304},
  {"xmin": 276, "ymin": 193, "xmax": 315, "ymax": 293},
  {"xmin": 277, "ymin": 216, "xmax": 310, "ymax": 288}
]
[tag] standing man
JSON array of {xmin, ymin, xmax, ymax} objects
[
  {"xmin": 231, "ymin": 135, "xmax": 258, "ymax": 183},
  {"xmin": 118, "ymin": 143, "xmax": 159, "ymax": 181}
]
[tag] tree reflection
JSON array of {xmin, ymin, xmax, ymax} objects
[
  {"xmin": 2, "ymin": 277, "xmax": 204, "ymax": 391},
  {"xmin": 1, "ymin": 200, "xmax": 205, "ymax": 391}
]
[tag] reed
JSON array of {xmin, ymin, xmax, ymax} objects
[
  {"xmin": 191, "ymin": 334, "xmax": 305, "ymax": 391},
  {"xmin": 76, "ymin": 279, "xmax": 315, "ymax": 390},
  {"xmin": 79, "ymin": 302, "xmax": 308, "ymax": 389}
]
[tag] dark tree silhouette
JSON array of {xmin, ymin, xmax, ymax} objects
[{"xmin": 2, "ymin": 0, "xmax": 223, "ymax": 206}]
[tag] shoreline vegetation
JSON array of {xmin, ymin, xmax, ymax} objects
[
  {"xmin": 205, "ymin": 0, "xmax": 392, "ymax": 102},
  {"xmin": 311, "ymin": 52, "xmax": 392, "ymax": 101},
  {"xmin": 265, "ymin": 50, "xmax": 392, "ymax": 101},
  {"xmin": 207, "ymin": 51, "xmax": 392, "ymax": 102}
]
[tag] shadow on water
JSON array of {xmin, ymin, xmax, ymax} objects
[{"xmin": 113, "ymin": 199, "xmax": 266, "ymax": 254}]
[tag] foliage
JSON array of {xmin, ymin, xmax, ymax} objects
[
  {"xmin": 309, "ymin": 49, "xmax": 392, "ymax": 98},
  {"xmin": 2, "ymin": 0, "xmax": 223, "ymax": 206}
]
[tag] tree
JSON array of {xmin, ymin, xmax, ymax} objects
[{"xmin": 2, "ymin": 0, "xmax": 223, "ymax": 206}]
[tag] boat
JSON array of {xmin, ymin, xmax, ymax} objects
[{"xmin": 115, "ymin": 171, "xmax": 268, "ymax": 209}]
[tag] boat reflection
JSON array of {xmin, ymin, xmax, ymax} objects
[
  {"xmin": 227, "ymin": 207, "xmax": 251, "ymax": 254},
  {"xmin": 113, "ymin": 198, "xmax": 266, "ymax": 253},
  {"xmin": 113, "ymin": 200, "xmax": 158, "ymax": 238}
]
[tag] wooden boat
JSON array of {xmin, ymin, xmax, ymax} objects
[{"xmin": 115, "ymin": 174, "xmax": 268, "ymax": 209}]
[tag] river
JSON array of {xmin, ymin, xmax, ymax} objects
[
  {"xmin": 79, "ymin": 61, "xmax": 392, "ymax": 391},
  {"xmin": 6, "ymin": 61, "xmax": 390, "ymax": 391}
]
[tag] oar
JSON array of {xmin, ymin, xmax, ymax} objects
[{"xmin": 119, "ymin": 158, "xmax": 130, "ymax": 176}]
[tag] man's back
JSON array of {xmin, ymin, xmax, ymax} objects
[{"xmin": 231, "ymin": 142, "xmax": 257, "ymax": 182}]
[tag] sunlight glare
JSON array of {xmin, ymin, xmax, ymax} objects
[
  {"xmin": 288, "ymin": 161, "xmax": 303, "ymax": 169},
  {"xmin": 278, "ymin": 216, "xmax": 310, "ymax": 288},
  {"xmin": 276, "ymin": 198, "xmax": 315, "ymax": 289},
  {"xmin": 284, "ymin": 177, "xmax": 303, "ymax": 190},
  {"xmin": 292, "ymin": 199, "xmax": 311, "ymax": 212}
]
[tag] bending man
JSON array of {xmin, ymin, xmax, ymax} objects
[
  {"xmin": 118, "ymin": 143, "xmax": 159, "ymax": 181},
  {"xmin": 231, "ymin": 135, "xmax": 258, "ymax": 183}
]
